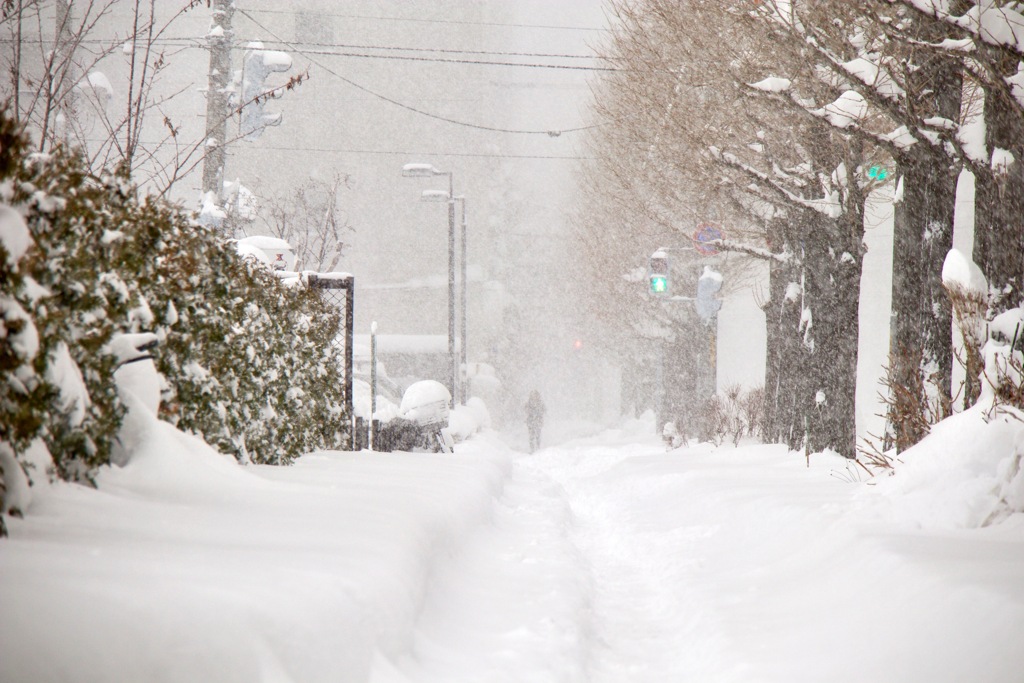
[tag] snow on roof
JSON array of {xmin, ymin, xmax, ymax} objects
[
  {"xmin": 238, "ymin": 235, "xmax": 292, "ymax": 251},
  {"xmin": 313, "ymin": 271, "xmax": 354, "ymax": 281}
]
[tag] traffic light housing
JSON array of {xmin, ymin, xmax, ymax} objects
[
  {"xmin": 237, "ymin": 42, "xmax": 292, "ymax": 141},
  {"xmin": 649, "ymin": 251, "xmax": 670, "ymax": 295},
  {"xmin": 696, "ymin": 265, "xmax": 723, "ymax": 321}
]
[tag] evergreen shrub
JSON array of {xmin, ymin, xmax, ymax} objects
[{"xmin": 1, "ymin": 110, "xmax": 350, "ymax": 505}]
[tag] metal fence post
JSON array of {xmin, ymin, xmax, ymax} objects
[{"xmin": 308, "ymin": 273, "xmax": 355, "ymax": 450}]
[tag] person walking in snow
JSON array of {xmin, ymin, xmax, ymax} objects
[{"xmin": 525, "ymin": 390, "xmax": 546, "ymax": 453}]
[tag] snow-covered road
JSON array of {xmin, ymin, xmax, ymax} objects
[
  {"xmin": 391, "ymin": 423, "xmax": 1024, "ymax": 679},
  {"xmin": 3, "ymin": 414, "xmax": 1024, "ymax": 682},
  {"xmin": 396, "ymin": 422, "xmax": 1024, "ymax": 683},
  {"xmin": 527, "ymin": 439, "xmax": 736, "ymax": 682}
]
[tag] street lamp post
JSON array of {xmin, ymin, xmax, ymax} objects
[
  {"xmin": 459, "ymin": 197, "xmax": 467, "ymax": 405},
  {"xmin": 421, "ymin": 190, "xmax": 467, "ymax": 406},
  {"xmin": 402, "ymin": 163, "xmax": 457, "ymax": 401}
]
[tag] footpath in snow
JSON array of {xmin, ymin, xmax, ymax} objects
[{"xmin": 2, "ymin": 412, "xmax": 1024, "ymax": 682}]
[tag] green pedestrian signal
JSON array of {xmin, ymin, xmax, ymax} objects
[
  {"xmin": 650, "ymin": 274, "xmax": 669, "ymax": 294},
  {"xmin": 867, "ymin": 166, "xmax": 889, "ymax": 181},
  {"xmin": 649, "ymin": 250, "xmax": 670, "ymax": 295}
]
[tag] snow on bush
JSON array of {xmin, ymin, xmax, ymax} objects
[
  {"xmin": 863, "ymin": 247, "xmax": 1024, "ymax": 527},
  {"xmin": 0, "ymin": 116, "xmax": 61, "ymax": 522},
  {"xmin": 0, "ymin": 110, "xmax": 351, "ymax": 500},
  {"xmin": 664, "ymin": 385, "xmax": 765, "ymax": 449}
]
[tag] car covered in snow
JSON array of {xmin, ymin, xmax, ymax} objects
[{"xmin": 398, "ymin": 380, "xmax": 454, "ymax": 453}]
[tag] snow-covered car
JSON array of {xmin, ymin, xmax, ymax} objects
[{"xmin": 399, "ymin": 380, "xmax": 454, "ymax": 453}]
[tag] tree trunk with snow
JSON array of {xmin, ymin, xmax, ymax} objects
[
  {"xmin": 763, "ymin": 218, "xmax": 807, "ymax": 450},
  {"xmin": 974, "ymin": 65, "xmax": 1024, "ymax": 317},
  {"xmin": 889, "ymin": 157, "xmax": 958, "ymax": 448},
  {"xmin": 881, "ymin": 15, "xmax": 962, "ymax": 448},
  {"xmin": 801, "ymin": 210, "xmax": 862, "ymax": 459}
]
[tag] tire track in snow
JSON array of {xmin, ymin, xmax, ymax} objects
[
  {"xmin": 393, "ymin": 449, "xmax": 596, "ymax": 683},
  {"xmin": 524, "ymin": 440, "xmax": 743, "ymax": 682}
]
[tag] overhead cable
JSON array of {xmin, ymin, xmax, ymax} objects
[
  {"xmin": 240, "ymin": 9, "xmax": 609, "ymax": 33},
  {"xmin": 237, "ymin": 9, "xmax": 601, "ymax": 137}
]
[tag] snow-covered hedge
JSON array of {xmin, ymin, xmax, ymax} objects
[{"xmin": 0, "ymin": 113, "xmax": 349, "ymax": 506}]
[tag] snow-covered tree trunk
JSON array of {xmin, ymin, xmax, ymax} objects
[
  {"xmin": 890, "ymin": 156, "xmax": 958, "ymax": 448},
  {"xmin": 974, "ymin": 67, "xmax": 1024, "ymax": 317},
  {"xmin": 763, "ymin": 218, "xmax": 806, "ymax": 449},
  {"xmin": 801, "ymin": 210, "xmax": 863, "ymax": 459},
  {"xmin": 904, "ymin": 37, "xmax": 960, "ymax": 434}
]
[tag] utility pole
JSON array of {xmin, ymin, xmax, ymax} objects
[{"xmin": 201, "ymin": 0, "xmax": 234, "ymax": 215}]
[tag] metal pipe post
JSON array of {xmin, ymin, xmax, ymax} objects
[
  {"xmin": 447, "ymin": 175, "xmax": 457, "ymax": 403},
  {"xmin": 459, "ymin": 198, "xmax": 468, "ymax": 405}
]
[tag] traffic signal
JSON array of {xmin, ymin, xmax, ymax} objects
[
  {"xmin": 649, "ymin": 250, "xmax": 670, "ymax": 295},
  {"xmin": 867, "ymin": 166, "xmax": 889, "ymax": 181},
  {"xmin": 696, "ymin": 265, "xmax": 723, "ymax": 322},
  {"xmin": 238, "ymin": 42, "xmax": 292, "ymax": 141}
]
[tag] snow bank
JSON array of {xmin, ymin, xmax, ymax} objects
[
  {"xmin": 3, "ymin": 405, "xmax": 1024, "ymax": 681},
  {"xmin": 0, "ymin": 419, "xmax": 513, "ymax": 682},
  {"xmin": 868, "ymin": 402, "xmax": 1024, "ymax": 528},
  {"xmin": 447, "ymin": 397, "xmax": 492, "ymax": 441}
]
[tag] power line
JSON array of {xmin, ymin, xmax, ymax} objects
[
  {"xmin": 240, "ymin": 144, "xmax": 593, "ymax": 161},
  {"xmin": 78, "ymin": 135, "xmax": 591, "ymax": 160},
  {"xmin": 237, "ymin": 9, "xmax": 601, "ymax": 137},
  {"xmin": 231, "ymin": 39, "xmax": 598, "ymax": 61},
  {"xmin": 16, "ymin": 36, "xmax": 600, "ymax": 64},
  {"xmin": 241, "ymin": 9, "xmax": 609, "ymax": 33},
  {"xmin": 277, "ymin": 47, "xmax": 614, "ymax": 72}
]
